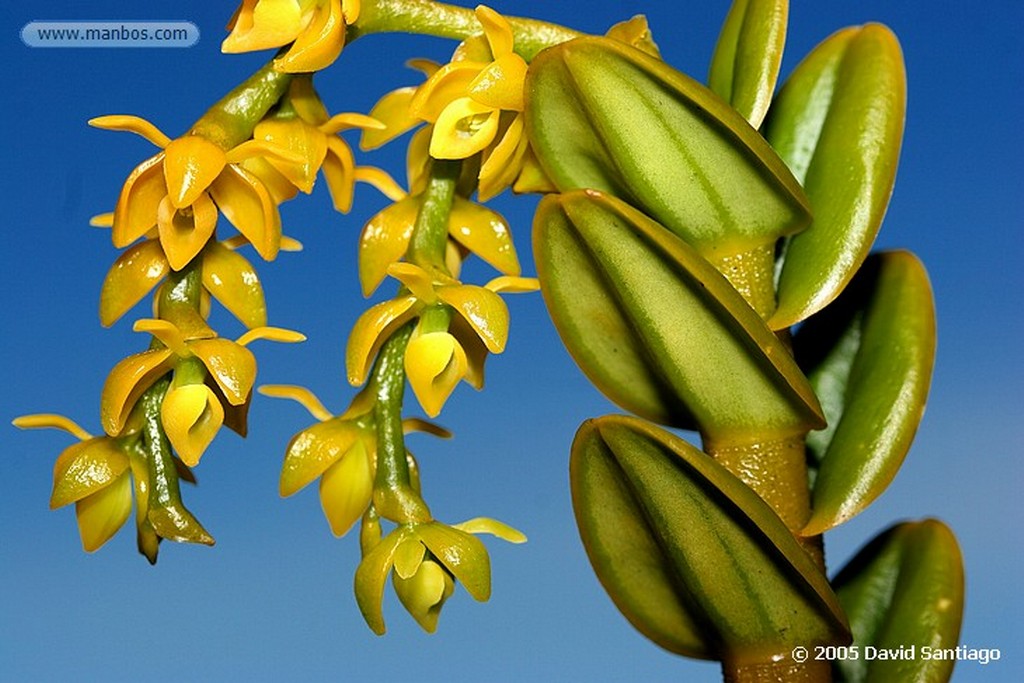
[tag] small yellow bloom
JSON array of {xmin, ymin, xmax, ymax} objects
[
  {"xmin": 90, "ymin": 115, "xmax": 298, "ymax": 265},
  {"xmin": 354, "ymin": 517, "xmax": 525, "ymax": 634},
  {"xmin": 13, "ymin": 415, "xmax": 133, "ymax": 552},
  {"xmin": 222, "ymin": 0, "xmax": 360, "ymax": 73},
  {"xmin": 101, "ymin": 319, "xmax": 304, "ymax": 437},
  {"xmin": 251, "ymin": 78, "xmax": 405, "ymax": 213}
]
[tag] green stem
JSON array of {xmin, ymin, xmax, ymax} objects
[
  {"xmin": 409, "ymin": 158, "xmax": 460, "ymax": 271},
  {"xmin": 350, "ymin": 0, "xmax": 583, "ymax": 61},
  {"xmin": 371, "ymin": 323, "xmax": 431, "ymax": 523},
  {"xmin": 708, "ymin": 243, "xmax": 777, "ymax": 320},
  {"xmin": 189, "ymin": 56, "xmax": 292, "ymax": 149}
]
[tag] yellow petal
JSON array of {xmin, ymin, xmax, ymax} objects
[
  {"xmin": 452, "ymin": 517, "xmax": 527, "ymax": 543},
  {"xmin": 358, "ymin": 196, "xmax": 418, "ymax": 296},
  {"xmin": 448, "ymin": 197, "xmax": 520, "ymax": 275},
  {"xmin": 76, "ymin": 470, "xmax": 133, "ymax": 552},
  {"xmin": 113, "ymin": 152, "xmax": 166, "ymax": 248},
  {"xmin": 353, "ymin": 166, "xmax": 406, "ymax": 202},
  {"xmin": 404, "ymin": 332, "xmax": 468, "ymax": 418},
  {"xmin": 484, "ymin": 275, "xmax": 540, "ymax": 293},
  {"xmin": 319, "ymin": 439, "xmax": 374, "ymax": 536},
  {"xmin": 392, "ymin": 536, "xmax": 426, "ymax": 579},
  {"xmin": 163, "ymin": 136, "xmax": 228, "ymax": 209},
  {"xmin": 468, "ymin": 52, "xmax": 527, "ymax": 111},
  {"xmin": 100, "ymin": 239, "xmax": 170, "ymax": 327},
  {"xmin": 354, "ymin": 526, "xmax": 409, "ymax": 634},
  {"xmin": 273, "ymin": 0, "xmax": 345, "ymax": 73},
  {"xmin": 409, "ymin": 61, "xmax": 487, "ymax": 123},
  {"xmin": 402, "ymin": 417, "xmax": 452, "ymax": 439},
  {"xmin": 436, "ymin": 284, "xmax": 509, "ymax": 354},
  {"xmin": 511, "ymin": 144, "xmax": 558, "ymax": 194},
  {"xmin": 476, "ymin": 5, "xmax": 514, "ymax": 59},
  {"xmin": 346, "ymin": 296, "xmax": 418, "ymax": 385},
  {"xmin": 12, "ymin": 414, "xmax": 92, "ymax": 441},
  {"xmin": 406, "ymin": 57, "xmax": 441, "ymax": 78},
  {"xmin": 320, "ymin": 112, "xmax": 384, "ymax": 136},
  {"xmin": 133, "ymin": 318, "xmax": 190, "ymax": 356},
  {"xmin": 407, "ymin": 126, "xmax": 433, "ymax": 195},
  {"xmin": 386, "ymin": 262, "xmax": 441, "ymax": 302},
  {"xmin": 361, "ymin": 87, "xmax": 421, "ymax": 150},
  {"xmin": 100, "ymin": 349, "xmax": 173, "ymax": 436},
  {"xmin": 251, "ymin": 119, "xmax": 328, "ymax": 193},
  {"xmin": 88, "ymin": 115, "xmax": 171, "ymax": 148},
  {"xmin": 280, "ymin": 418, "xmax": 360, "ymax": 495},
  {"xmin": 288, "ymin": 75, "xmax": 331, "ymax": 126},
  {"xmin": 50, "ymin": 437, "xmax": 130, "ymax": 509},
  {"xmin": 222, "ymin": 0, "xmax": 304, "ymax": 53},
  {"xmin": 430, "ymin": 97, "xmax": 500, "ymax": 160},
  {"xmin": 161, "ymin": 384, "xmax": 225, "ymax": 467},
  {"xmin": 342, "ymin": 0, "xmax": 360, "ymax": 22},
  {"xmin": 478, "ymin": 115, "xmax": 529, "ymax": 202},
  {"xmin": 239, "ymin": 156, "xmax": 301, "ymax": 204},
  {"xmin": 90, "ymin": 212, "xmax": 115, "ymax": 228},
  {"xmin": 210, "ymin": 164, "xmax": 282, "ymax": 262},
  {"xmin": 449, "ymin": 313, "xmax": 487, "ymax": 390},
  {"xmin": 321, "ymin": 136, "xmax": 356, "ymax": 213},
  {"xmin": 259, "ymin": 384, "xmax": 334, "ymax": 421},
  {"xmin": 157, "ymin": 193, "xmax": 218, "ymax": 271},
  {"xmin": 225, "ymin": 138, "xmax": 307, "ymax": 167},
  {"xmin": 393, "ymin": 559, "xmax": 455, "ymax": 633},
  {"xmin": 187, "ymin": 339, "xmax": 257, "ymax": 406},
  {"xmin": 340, "ymin": 384, "xmax": 376, "ymax": 419},
  {"xmin": 415, "ymin": 521, "xmax": 491, "ymax": 601},
  {"xmin": 201, "ymin": 240, "xmax": 268, "ymax": 328},
  {"xmin": 235, "ymin": 326, "xmax": 306, "ymax": 346}
]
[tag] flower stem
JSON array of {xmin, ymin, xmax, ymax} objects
[
  {"xmin": 350, "ymin": 0, "xmax": 583, "ymax": 61},
  {"xmin": 189, "ymin": 56, "xmax": 292, "ymax": 150},
  {"xmin": 410, "ymin": 158, "xmax": 459, "ymax": 271},
  {"xmin": 371, "ymin": 323, "xmax": 431, "ymax": 523}
]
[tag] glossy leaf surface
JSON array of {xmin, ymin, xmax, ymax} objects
[
  {"xmin": 571, "ymin": 415, "xmax": 849, "ymax": 659},
  {"xmin": 709, "ymin": 0, "xmax": 788, "ymax": 128},
  {"xmin": 534, "ymin": 190, "xmax": 823, "ymax": 439},
  {"xmin": 796, "ymin": 251, "xmax": 935, "ymax": 534},
  {"xmin": 832, "ymin": 520, "xmax": 963, "ymax": 683},
  {"xmin": 766, "ymin": 24, "xmax": 906, "ymax": 328},
  {"xmin": 525, "ymin": 36, "xmax": 810, "ymax": 259}
]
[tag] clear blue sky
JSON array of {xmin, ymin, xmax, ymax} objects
[{"xmin": 2, "ymin": 2, "xmax": 1021, "ymax": 681}]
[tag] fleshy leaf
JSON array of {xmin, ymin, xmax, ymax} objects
[
  {"xmin": 534, "ymin": 190, "xmax": 823, "ymax": 439},
  {"xmin": 708, "ymin": 0, "xmax": 788, "ymax": 128},
  {"xmin": 832, "ymin": 520, "xmax": 964, "ymax": 683},
  {"xmin": 571, "ymin": 415, "xmax": 849, "ymax": 659},
  {"xmin": 766, "ymin": 24, "xmax": 906, "ymax": 328},
  {"xmin": 796, "ymin": 252, "xmax": 935, "ymax": 534},
  {"xmin": 525, "ymin": 36, "xmax": 810, "ymax": 259}
]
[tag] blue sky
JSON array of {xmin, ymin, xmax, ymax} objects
[{"xmin": 2, "ymin": 1, "xmax": 1021, "ymax": 681}]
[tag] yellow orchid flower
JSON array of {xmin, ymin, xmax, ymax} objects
[
  {"xmin": 13, "ymin": 414, "xmax": 134, "ymax": 552},
  {"xmin": 222, "ymin": 0, "xmax": 360, "ymax": 73},
  {"xmin": 251, "ymin": 78, "xmax": 405, "ymax": 213},
  {"xmin": 100, "ymin": 319, "xmax": 304, "ymax": 437},
  {"xmin": 354, "ymin": 517, "xmax": 525, "ymax": 634},
  {"xmin": 100, "ymin": 239, "xmax": 268, "ymax": 330},
  {"xmin": 90, "ymin": 115, "xmax": 299, "ymax": 266},
  {"xmin": 358, "ymin": 195, "xmax": 521, "ymax": 296}
]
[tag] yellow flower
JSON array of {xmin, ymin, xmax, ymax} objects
[
  {"xmin": 90, "ymin": 115, "xmax": 300, "ymax": 266},
  {"xmin": 100, "ymin": 319, "xmax": 304, "ymax": 441},
  {"xmin": 354, "ymin": 517, "xmax": 526, "ymax": 634},
  {"xmin": 222, "ymin": 0, "xmax": 360, "ymax": 73},
  {"xmin": 358, "ymin": 195, "xmax": 521, "ymax": 296},
  {"xmin": 13, "ymin": 414, "xmax": 133, "ymax": 552},
  {"xmin": 346, "ymin": 263, "xmax": 538, "ymax": 416},
  {"xmin": 411, "ymin": 6, "xmax": 530, "ymax": 199},
  {"xmin": 250, "ymin": 78, "xmax": 405, "ymax": 214},
  {"xmin": 99, "ymin": 239, "xmax": 268, "ymax": 329}
]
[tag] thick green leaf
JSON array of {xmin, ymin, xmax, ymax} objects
[
  {"xmin": 709, "ymin": 0, "xmax": 789, "ymax": 128},
  {"xmin": 766, "ymin": 24, "xmax": 906, "ymax": 329},
  {"xmin": 525, "ymin": 36, "xmax": 810, "ymax": 260},
  {"xmin": 534, "ymin": 189, "xmax": 823, "ymax": 439},
  {"xmin": 796, "ymin": 251, "xmax": 935, "ymax": 534},
  {"xmin": 832, "ymin": 520, "xmax": 964, "ymax": 683},
  {"xmin": 572, "ymin": 415, "xmax": 849, "ymax": 660}
]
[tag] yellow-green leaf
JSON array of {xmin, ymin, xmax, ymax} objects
[
  {"xmin": 766, "ymin": 24, "xmax": 906, "ymax": 328},
  {"xmin": 796, "ymin": 252, "xmax": 935, "ymax": 535}
]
